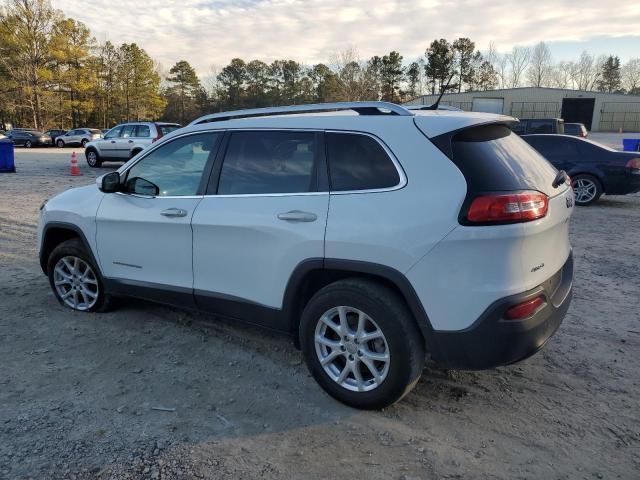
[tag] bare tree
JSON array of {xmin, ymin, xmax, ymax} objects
[
  {"xmin": 527, "ymin": 42, "xmax": 552, "ymax": 87},
  {"xmin": 570, "ymin": 51, "xmax": 603, "ymax": 91},
  {"xmin": 507, "ymin": 46, "xmax": 530, "ymax": 88},
  {"xmin": 550, "ymin": 61, "xmax": 574, "ymax": 89},
  {"xmin": 621, "ymin": 58, "xmax": 640, "ymax": 93},
  {"xmin": 485, "ymin": 41, "xmax": 508, "ymax": 89}
]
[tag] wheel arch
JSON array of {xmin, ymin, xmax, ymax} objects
[
  {"xmin": 568, "ymin": 169, "xmax": 606, "ymax": 193},
  {"xmin": 283, "ymin": 259, "xmax": 434, "ymax": 349},
  {"xmin": 40, "ymin": 222, "xmax": 100, "ymax": 276}
]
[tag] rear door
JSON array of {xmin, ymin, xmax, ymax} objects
[
  {"xmin": 191, "ymin": 130, "xmax": 328, "ymax": 325},
  {"xmin": 96, "ymin": 131, "xmax": 221, "ymax": 300}
]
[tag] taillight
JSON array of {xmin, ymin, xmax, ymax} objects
[
  {"xmin": 466, "ymin": 191, "xmax": 549, "ymax": 224},
  {"xmin": 626, "ymin": 158, "xmax": 640, "ymax": 171},
  {"xmin": 504, "ymin": 296, "xmax": 545, "ymax": 320},
  {"xmin": 152, "ymin": 126, "xmax": 162, "ymax": 143}
]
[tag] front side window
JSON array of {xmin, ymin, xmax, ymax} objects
[
  {"xmin": 104, "ymin": 126, "xmax": 123, "ymax": 139},
  {"xmin": 326, "ymin": 133, "xmax": 400, "ymax": 191},
  {"xmin": 217, "ymin": 131, "xmax": 317, "ymax": 195},
  {"xmin": 125, "ymin": 132, "xmax": 219, "ymax": 196}
]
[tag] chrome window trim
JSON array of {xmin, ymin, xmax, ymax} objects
[{"xmin": 118, "ymin": 127, "xmax": 406, "ymax": 199}]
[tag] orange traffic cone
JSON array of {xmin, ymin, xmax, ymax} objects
[{"xmin": 70, "ymin": 151, "xmax": 81, "ymax": 176}]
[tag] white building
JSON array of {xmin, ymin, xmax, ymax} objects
[{"xmin": 404, "ymin": 87, "xmax": 640, "ymax": 132}]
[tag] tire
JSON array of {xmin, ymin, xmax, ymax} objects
[
  {"xmin": 47, "ymin": 238, "xmax": 112, "ymax": 312},
  {"xmin": 25, "ymin": 140, "xmax": 32, "ymax": 148},
  {"xmin": 86, "ymin": 149, "xmax": 102, "ymax": 168},
  {"xmin": 130, "ymin": 149, "xmax": 142, "ymax": 159},
  {"xmin": 81, "ymin": 139, "xmax": 88, "ymax": 148},
  {"xmin": 300, "ymin": 279, "xmax": 425, "ymax": 409},
  {"xmin": 571, "ymin": 174, "xmax": 602, "ymax": 206},
  {"xmin": 56, "ymin": 139, "xmax": 64, "ymax": 148}
]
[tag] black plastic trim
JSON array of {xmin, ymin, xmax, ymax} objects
[
  {"xmin": 104, "ymin": 278, "xmax": 196, "ymax": 308},
  {"xmin": 429, "ymin": 252, "xmax": 573, "ymax": 370},
  {"xmin": 39, "ymin": 222, "xmax": 101, "ymax": 275}
]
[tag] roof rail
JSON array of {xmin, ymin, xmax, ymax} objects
[{"xmin": 189, "ymin": 101, "xmax": 414, "ymax": 125}]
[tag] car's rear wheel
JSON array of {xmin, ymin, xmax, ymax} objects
[
  {"xmin": 300, "ymin": 279, "xmax": 424, "ymax": 409},
  {"xmin": 571, "ymin": 174, "xmax": 602, "ymax": 206},
  {"xmin": 47, "ymin": 238, "xmax": 112, "ymax": 312},
  {"xmin": 25, "ymin": 140, "xmax": 32, "ymax": 148},
  {"xmin": 86, "ymin": 149, "xmax": 102, "ymax": 168}
]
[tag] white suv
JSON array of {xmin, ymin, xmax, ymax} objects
[
  {"xmin": 84, "ymin": 122, "xmax": 180, "ymax": 167},
  {"xmin": 37, "ymin": 102, "xmax": 574, "ymax": 409}
]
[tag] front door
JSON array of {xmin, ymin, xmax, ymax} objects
[
  {"xmin": 192, "ymin": 130, "xmax": 328, "ymax": 327},
  {"xmin": 95, "ymin": 131, "xmax": 222, "ymax": 303},
  {"xmin": 99, "ymin": 126, "xmax": 124, "ymax": 159}
]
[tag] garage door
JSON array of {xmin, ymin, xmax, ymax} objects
[{"xmin": 472, "ymin": 98, "xmax": 504, "ymax": 114}]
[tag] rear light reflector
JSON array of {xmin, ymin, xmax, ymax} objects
[
  {"xmin": 466, "ymin": 191, "xmax": 549, "ymax": 224},
  {"xmin": 504, "ymin": 296, "xmax": 545, "ymax": 320},
  {"xmin": 626, "ymin": 158, "xmax": 640, "ymax": 171}
]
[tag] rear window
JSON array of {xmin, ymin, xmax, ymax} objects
[
  {"xmin": 441, "ymin": 125, "xmax": 558, "ymax": 196},
  {"xmin": 158, "ymin": 124, "xmax": 180, "ymax": 136},
  {"xmin": 326, "ymin": 133, "xmax": 400, "ymax": 191},
  {"xmin": 89, "ymin": 129, "xmax": 102, "ymax": 134},
  {"xmin": 564, "ymin": 124, "xmax": 580, "ymax": 135}
]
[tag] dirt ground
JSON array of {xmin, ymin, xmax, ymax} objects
[{"xmin": 1, "ymin": 145, "xmax": 639, "ymax": 480}]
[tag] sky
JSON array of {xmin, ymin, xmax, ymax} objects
[{"xmin": 51, "ymin": 0, "xmax": 640, "ymax": 74}]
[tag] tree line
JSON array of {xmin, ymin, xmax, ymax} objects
[{"xmin": 2, "ymin": 0, "xmax": 639, "ymax": 130}]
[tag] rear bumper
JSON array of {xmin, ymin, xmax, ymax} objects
[{"xmin": 428, "ymin": 252, "xmax": 573, "ymax": 370}]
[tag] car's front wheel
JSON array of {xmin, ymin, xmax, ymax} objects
[
  {"xmin": 85, "ymin": 149, "xmax": 102, "ymax": 168},
  {"xmin": 81, "ymin": 139, "xmax": 88, "ymax": 148},
  {"xmin": 572, "ymin": 174, "xmax": 602, "ymax": 206},
  {"xmin": 47, "ymin": 238, "xmax": 112, "ymax": 312},
  {"xmin": 300, "ymin": 279, "xmax": 424, "ymax": 409},
  {"xmin": 25, "ymin": 140, "xmax": 32, "ymax": 148},
  {"xmin": 56, "ymin": 139, "xmax": 64, "ymax": 148}
]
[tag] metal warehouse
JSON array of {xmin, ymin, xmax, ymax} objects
[{"xmin": 404, "ymin": 87, "xmax": 640, "ymax": 132}]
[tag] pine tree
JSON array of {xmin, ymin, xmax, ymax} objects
[
  {"xmin": 598, "ymin": 55, "xmax": 622, "ymax": 92},
  {"xmin": 167, "ymin": 60, "xmax": 201, "ymax": 124}
]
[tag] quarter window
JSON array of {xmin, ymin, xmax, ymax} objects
[
  {"xmin": 124, "ymin": 133, "xmax": 219, "ymax": 196},
  {"xmin": 326, "ymin": 133, "xmax": 400, "ymax": 191},
  {"xmin": 217, "ymin": 131, "xmax": 317, "ymax": 195}
]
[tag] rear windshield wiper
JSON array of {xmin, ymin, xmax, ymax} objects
[{"xmin": 552, "ymin": 170, "xmax": 569, "ymax": 188}]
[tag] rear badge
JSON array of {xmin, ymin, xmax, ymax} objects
[{"xmin": 531, "ymin": 263, "xmax": 545, "ymax": 273}]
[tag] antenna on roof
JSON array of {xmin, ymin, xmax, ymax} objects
[{"xmin": 424, "ymin": 73, "xmax": 455, "ymax": 110}]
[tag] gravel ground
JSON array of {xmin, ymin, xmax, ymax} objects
[{"xmin": 1, "ymin": 144, "xmax": 639, "ymax": 480}]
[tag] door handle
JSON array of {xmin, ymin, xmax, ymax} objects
[
  {"xmin": 128, "ymin": 140, "xmax": 133, "ymax": 143},
  {"xmin": 111, "ymin": 140, "xmax": 116, "ymax": 143},
  {"xmin": 161, "ymin": 208, "xmax": 188, "ymax": 218},
  {"xmin": 277, "ymin": 210, "xmax": 318, "ymax": 222}
]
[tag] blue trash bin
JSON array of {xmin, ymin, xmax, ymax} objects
[
  {"xmin": 622, "ymin": 138, "xmax": 640, "ymax": 152},
  {"xmin": 0, "ymin": 138, "xmax": 15, "ymax": 173}
]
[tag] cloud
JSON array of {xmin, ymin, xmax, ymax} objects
[{"xmin": 52, "ymin": 0, "xmax": 640, "ymax": 73}]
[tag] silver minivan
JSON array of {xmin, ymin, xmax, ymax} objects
[{"xmin": 84, "ymin": 122, "xmax": 181, "ymax": 167}]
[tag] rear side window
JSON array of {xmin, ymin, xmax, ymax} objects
[
  {"xmin": 528, "ymin": 120, "xmax": 553, "ymax": 134},
  {"xmin": 326, "ymin": 133, "xmax": 400, "ymax": 191},
  {"xmin": 564, "ymin": 124, "xmax": 579, "ymax": 135},
  {"xmin": 121, "ymin": 125, "xmax": 136, "ymax": 138},
  {"xmin": 217, "ymin": 131, "xmax": 317, "ymax": 195},
  {"xmin": 135, "ymin": 125, "xmax": 150, "ymax": 137},
  {"xmin": 159, "ymin": 124, "xmax": 180, "ymax": 136},
  {"xmin": 438, "ymin": 125, "xmax": 558, "ymax": 196}
]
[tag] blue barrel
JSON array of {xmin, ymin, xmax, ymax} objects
[
  {"xmin": 0, "ymin": 138, "xmax": 15, "ymax": 173},
  {"xmin": 622, "ymin": 138, "xmax": 640, "ymax": 152}
]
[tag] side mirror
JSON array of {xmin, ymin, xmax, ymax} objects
[
  {"xmin": 125, "ymin": 177, "xmax": 159, "ymax": 196},
  {"xmin": 99, "ymin": 171, "xmax": 121, "ymax": 193}
]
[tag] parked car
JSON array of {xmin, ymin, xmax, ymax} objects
[
  {"xmin": 55, "ymin": 128, "xmax": 102, "ymax": 148},
  {"xmin": 564, "ymin": 123, "xmax": 588, "ymax": 138},
  {"xmin": 511, "ymin": 118, "xmax": 565, "ymax": 135},
  {"xmin": 522, "ymin": 134, "xmax": 640, "ymax": 205},
  {"xmin": 84, "ymin": 122, "xmax": 181, "ymax": 167},
  {"xmin": 44, "ymin": 129, "xmax": 67, "ymax": 142},
  {"xmin": 38, "ymin": 102, "xmax": 574, "ymax": 409},
  {"xmin": 6, "ymin": 129, "xmax": 52, "ymax": 147}
]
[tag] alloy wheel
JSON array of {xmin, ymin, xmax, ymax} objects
[
  {"xmin": 314, "ymin": 306, "xmax": 390, "ymax": 392},
  {"xmin": 53, "ymin": 256, "xmax": 99, "ymax": 311},
  {"xmin": 572, "ymin": 178, "xmax": 597, "ymax": 204},
  {"xmin": 87, "ymin": 151, "xmax": 97, "ymax": 166}
]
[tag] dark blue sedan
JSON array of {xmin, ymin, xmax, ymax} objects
[{"xmin": 522, "ymin": 134, "xmax": 640, "ymax": 205}]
